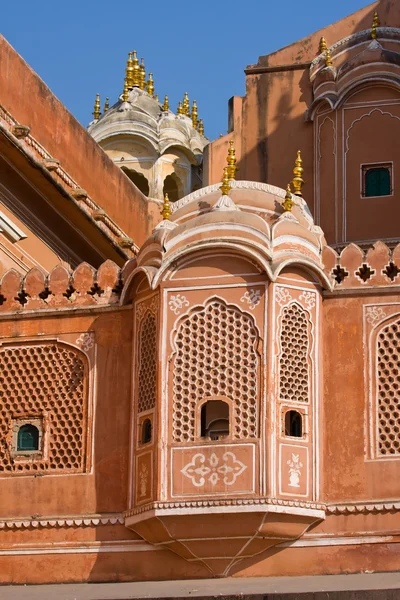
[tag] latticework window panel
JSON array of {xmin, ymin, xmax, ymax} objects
[
  {"xmin": 0, "ymin": 343, "xmax": 88, "ymax": 474},
  {"xmin": 172, "ymin": 299, "xmax": 259, "ymax": 442},
  {"xmin": 279, "ymin": 303, "xmax": 310, "ymax": 404},
  {"xmin": 137, "ymin": 313, "xmax": 157, "ymax": 414},
  {"xmin": 377, "ymin": 320, "xmax": 400, "ymax": 455}
]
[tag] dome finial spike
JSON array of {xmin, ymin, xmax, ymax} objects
[
  {"xmin": 93, "ymin": 93, "xmax": 101, "ymax": 120},
  {"xmin": 227, "ymin": 140, "xmax": 238, "ymax": 181},
  {"xmin": 282, "ymin": 183, "xmax": 294, "ymax": 212},
  {"xmin": 182, "ymin": 92, "xmax": 190, "ymax": 116},
  {"xmin": 132, "ymin": 50, "xmax": 140, "ymax": 87},
  {"xmin": 191, "ymin": 100, "xmax": 198, "ymax": 128},
  {"xmin": 122, "ymin": 80, "xmax": 129, "ymax": 102},
  {"xmin": 162, "ymin": 95, "xmax": 169, "ymax": 111},
  {"xmin": 146, "ymin": 72, "xmax": 155, "ymax": 97},
  {"xmin": 161, "ymin": 193, "xmax": 171, "ymax": 220},
  {"xmin": 325, "ymin": 48, "xmax": 333, "ymax": 67},
  {"xmin": 103, "ymin": 97, "xmax": 109, "ymax": 112},
  {"xmin": 198, "ymin": 118, "xmax": 204, "ymax": 136},
  {"xmin": 125, "ymin": 52, "xmax": 134, "ymax": 88},
  {"xmin": 292, "ymin": 150, "xmax": 304, "ymax": 196},
  {"xmin": 220, "ymin": 166, "xmax": 231, "ymax": 196},
  {"xmin": 139, "ymin": 58, "xmax": 146, "ymax": 90},
  {"xmin": 371, "ymin": 10, "xmax": 380, "ymax": 39},
  {"xmin": 177, "ymin": 101, "xmax": 183, "ymax": 115},
  {"xmin": 319, "ymin": 36, "xmax": 327, "ymax": 54}
]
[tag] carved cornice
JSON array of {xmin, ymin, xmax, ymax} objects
[
  {"xmin": 0, "ymin": 513, "xmax": 124, "ymax": 529},
  {"xmin": 326, "ymin": 502, "xmax": 400, "ymax": 515}
]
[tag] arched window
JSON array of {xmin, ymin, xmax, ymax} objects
[
  {"xmin": 200, "ymin": 400, "xmax": 229, "ymax": 440},
  {"xmin": 284, "ymin": 410, "xmax": 303, "ymax": 438},
  {"xmin": 364, "ymin": 166, "xmax": 391, "ymax": 197},
  {"xmin": 141, "ymin": 419, "xmax": 152, "ymax": 444},
  {"xmin": 121, "ymin": 167, "xmax": 150, "ymax": 196},
  {"xmin": 17, "ymin": 424, "xmax": 39, "ymax": 451},
  {"xmin": 163, "ymin": 174, "xmax": 182, "ymax": 202}
]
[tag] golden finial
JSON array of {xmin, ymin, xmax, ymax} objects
[
  {"xmin": 371, "ymin": 11, "xmax": 380, "ymax": 39},
  {"xmin": 191, "ymin": 100, "xmax": 198, "ymax": 128},
  {"xmin": 325, "ymin": 48, "xmax": 333, "ymax": 67},
  {"xmin": 177, "ymin": 101, "xmax": 184, "ymax": 115},
  {"xmin": 319, "ymin": 36, "xmax": 327, "ymax": 54},
  {"xmin": 122, "ymin": 80, "xmax": 129, "ymax": 102},
  {"xmin": 103, "ymin": 97, "xmax": 109, "ymax": 112},
  {"xmin": 154, "ymin": 94, "xmax": 159, "ymax": 102},
  {"xmin": 292, "ymin": 150, "xmax": 304, "ymax": 196},
  {"xmin": 93, "ymin": 93, "xmax": 101, "ymax": 120},
  {"xmin": 125, "ymin": 52, "xmax": 134, "ymax": 88},
  {"xmin": 227, "ymin": 140, "xmax": 238, "ymax": 181},
  {"xmin": 139, "ymin": 58, "xmax": 146, "ymax": 90},
  {"xmin": 198, "ymin": 119, "xmax": 204, "ymax": 135},
  {"xmin": 162, "ymin": 95, "xmax": 169, "ymax": 111},
  {"xmin": 146, "ymin": 72, "xmax": 154, "ymax": 97},
  {"xmin": 220, "ymin": 167, "xmax": 231, "ymax": 196},
  {"xmin": 282, "ymin": 184, "xmax": 294, "ymax": 212},
  {"xmin": 161, "ymin": 193, "xmax": 171, "ymax": 220},
  {"xmin": 182, "ymin": 92, "xmax": 190, "ymax": 116},
  {"xmin": 132, "ymin": 50, "xmax": 140, "ymax": 87}
]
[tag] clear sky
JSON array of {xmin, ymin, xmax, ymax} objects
[{"xmin": 2, "ymin": 0, "xmax": 371, "ymax": 141}]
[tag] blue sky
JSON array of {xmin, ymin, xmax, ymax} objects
[{"xmin": 2, "ymin": 0, "xmax": 370, "ymax": 141}]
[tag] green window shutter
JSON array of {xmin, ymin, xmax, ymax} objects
[
  {"xmin": 365, "ymin": 168, "xmax": 391, "ymax": 197},
  {"xmin": 17, "ymin": 424, "xmax": 39, "ymax": 451}
]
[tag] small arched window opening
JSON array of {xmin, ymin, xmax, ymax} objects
[
  {"xmin": 363, "ymin": 165, "xmax": 391, "ymax": 197},
  {"xmin": 17, "ymin": 424, "xmax": 39, "ymax": 451},
  {"xmin": 163, "ymin": 174, "xmax": 182, "ymax": 202},
  {"xmin": 284, "ymin": 410, "xmax": 303, "ymax": 438},
  {"xmin": 141, "ymin": 419, "xmax": 152, "ymax": 444},
  {"xmin": 121, "ymin": 167, "xmax": 150, "ymax": 196},
  {"xmin": 200, "ymin": 400, "xmax": 229, "ymax": 440}
]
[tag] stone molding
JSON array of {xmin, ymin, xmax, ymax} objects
[
  {"xmin": 326, "ymin": 502, "xmax": 400, "ymax": 515},
  {"xmin": 0, "ymin": 513, "xmax": 124, "ymax": 529}
]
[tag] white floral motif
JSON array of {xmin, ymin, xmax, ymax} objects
[
  {"xmin": 139, "ymin": 463, "xmax": 148, "ymax": 498},
  {"xmin": 287, "ymin": 453, "xmax": 303, "ymax": 488},
  {"xmin": 76, "ymin": 332, "xmax": 94, "ymax": 352},
  {"xmin": 169, "ymin": 294, "xmax": 189, "ymax": 315},
  {"xmin": 276, "ymin": 287, "xmax": 292, "ymax": 306},
  {"xmin": 181, "ymin": 452, "xmax": 247, "ymax": 487},
  {"xmin": 240, "ymin": 289, "xmax": 262, "ymax": 310},
  {"xmin": 366, "ymin": 306, "xmax": 387, "ymax": 325},
  {"xmin": 299, "ymin": 291, "xmax": 316, "ymax": 309}
]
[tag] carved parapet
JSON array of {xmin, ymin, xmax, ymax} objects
[
  {"xmin": 325, "ymin": 241, "xmax": 400, "ymax": 290},
  {"xmin": 0, "ymin": 259, "xmax": 122, "ymax": 312}
]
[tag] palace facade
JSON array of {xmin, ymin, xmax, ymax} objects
[{"xmin": 0, "ymin": 0, "xmax": 400, "ymax": 589}]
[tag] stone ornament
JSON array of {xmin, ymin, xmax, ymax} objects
[{"xmin": 181, "ymin": 452, "xmax": 247, "ymax": 487}]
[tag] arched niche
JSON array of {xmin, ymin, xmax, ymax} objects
[
  {"xmin": 163, "ymin": 173, "xmax": 183, "ymax": 202},
  {"xmin": 121, "ymin": 167, "xmax": 150, "ymax": 196}
]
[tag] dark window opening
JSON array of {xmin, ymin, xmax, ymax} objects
[
  {"xmin": 17, "ymin": 424, "xmax": 39, "ymax": 451},
  {"xmin": 200, "ymin": 400, "xmax": 229, "ymax": 440},
  {"xmin": 121, "ymin": 167, "xmax": 150, "ymax": 196},
  {"xmin": 163, "ymin": 174, "xmax": 182, "ymax": 202},
  {"xmin": 364, "ymin": 166, "xmax": 391, "ymax": 197},
  {"xmin": 285, "ymin": 410, "xmax": 303, "ymax": 438},
  {"xmin": 141, "ymin": 419, "xmax": 152, "ymax": 444}
]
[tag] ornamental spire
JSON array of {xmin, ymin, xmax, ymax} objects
[
  {"xmin": 198, "ymin": 118, "xmax": 204, "ymax": 136},
  {"xmin": 139, "ymin": 58, "xmax": 146, "ymax": 90},
  {"xmin": 103, "ymin": 97, "xmax": 109, "ymax": 112},
  {"xmin": 182, "ymin": 92, "xmax": 190, "ymax": 116},
  {"xmin": 371, "ymin": 11, "xmax": 380, "ymax": 39},
  {"xmin": 282, "ymin": 184, "xmax": 294, "ymax": 212},
  {"xmin": 146, "ymin": 72, "xmax": 154, "ymax": 97},
  {"xmin": 162, "ymin": 95, "xmax": 169, "ymax": 111},
  {"xmin": 177, "ymin": 101, "xmax": 184, "ymax": 115},
  {"xmin": 220, "ymin": 166, "xmax": 231, "ymax": 196},
  {"xmin": 93, "ymin": 93, "xmax": 101, "ymax": 120},
  {"xmin": 325, "ymin": 48, "xmax": 333, "ymax": 67},
  {"xmin": 122, "ymin": 80, "xmax": 129, "ymax": 102},
  {"xmin": 319, "ymin": 36, "xmax": 327, "ymax": 54},
  {"xmin": 161, "ymin": 193, "xmax": 171, "ymax": 220},
  {"xmin": 292, "ymin": 150, "xmax": 304, "ymax": 196},
  {"xmin": 125, "ymin": 52, "xmax": 134, "ymax": 88},
  {"xmin": 191, "ymin": 100, "xmax": 198, "ymax": 128},
  {"xmin": 227, "ymin": 140, "xmax": 238, "ymax": 181},
  {"xmin": 131, "ymin": 50, "xmax": 140, "ymax": 87}
]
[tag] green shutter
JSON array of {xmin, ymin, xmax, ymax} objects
[
  {"xmin": 365, "ymin": 168, "xmax": 391, "ymax": 197},
  {"xmin": 17, "ymin": 425, "xmax": 39, "ymax": 451}
]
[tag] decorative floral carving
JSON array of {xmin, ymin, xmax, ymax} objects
[
  {"xmin": 136, "ymin": 296, "xmax": 158, "ymax": 321},
  {"xmin": 76, "ymin": 332, "xmax": 94, "ymax": 351},
  {"xmin": 181, "ymin": 452, "xmax": 247, "ymax": 487},
  {"xmin": 287, "ymin": 453, "xmax": 303, "ymax": 488},
  {"xmin": 139, "ymin": 463, "xmax": 148, "ymax": 498},
  {"xmin": 240, "ymin": 289, "xmax": 262, "ymax": 310},
  {"xmin": 366, "ymin": 306, "xmax": 387, "ymax": 325},
  {"xmin": 299, "ymin": 291, "xmax": 316, "ymax": 309},
  {"xmin": 169, "ymin": 294, "xmax": 189, "ymax": 315},
  {"xmin": 276, "ymin": 287, "xmax": 292, "ymax": 306}
]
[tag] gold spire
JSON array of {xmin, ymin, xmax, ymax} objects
[
  {"xmin": 103, "ymin": 97, "xmax": 109, "ymax": 112},
  {"xmin": 182, "ymin": 92, "xmax": 190, "ymax": 116},
  {"xmin": 325, "ymin": 48, "xmax": 333, "ymax": 67},
  {"xmin": 122, "ymin": 80, "xmax": 129, "ymax": 102},
  {"xmin": 371, "ymin": 10, "xmax": 380, "ymax": 39},
  {"xmin": 154, "ymin": 94, "xmax": 159, "ymax": 102},
  {"xmin": 292, "ymin": 150, "xmax": 304, "ymax": 196},
  {"xmin": 132, "ymin": 50, "xmax": 140, "ymax": 87},
  {"xmin": 282, "ymin": 184, "xmax": 294, "ymax": 212},
  {"xmin": 139, "ymin": 58, "xmax": 146, "ymax": 90},
  {"xmin": 93, "ymin": 93, "xmax": 101, "ymax": 120},
  {"xmin": 146, "ymin": 72, "xmax": 154, "ymax": 97},
  {"xmin": 198, "ymin": 118, "xmax": 204, "ymax": 135},
  {"xmin": 227, "ymin": 140, "xmax": 238, "ymax": 181},
  {"xmin": 177, "ymin": 101, "xmax": 184, "ymax": 115},
  {"xmin": 319, "ymin": 36, "xmax": 327, "ymax": 54},
  {"xmin": 161, "ymin": 193, "xmax": 171, "ymax": 220},
  {"xmin": 191, "ymin": 100, "xmax": 198, "ymax": 128},
  {"xmin": 125, "ymin": 52, "xmax": 134, "ymax": 88},
  {"xmin": 162, "ymin": 95, "xmax": 169, "ymax": 111},
  {"xmin": 220, "ymin": 166, "xmax": 231, "ymax": 196}
]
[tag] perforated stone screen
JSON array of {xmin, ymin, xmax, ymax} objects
[
  {"xmin": 137, "ymin": 313, "xmax": 157, "ymax": 414},
  {"xmin": 279, "ymin": 303, "xmax": 310, "ymax": 404},
  {"xmin": 172, "ymin": 299, "xmax": 259, "ymax": 442},
  {"xmin": 0, "ymin": 342, "xmax": 88, "ymax": 474},
  {"xmin": 377, "ymin": 320, "xmax": 400, "ymax": 455}
]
